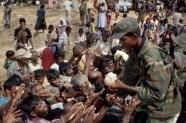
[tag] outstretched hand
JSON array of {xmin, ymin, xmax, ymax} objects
[{"xmin": 2, "ymin": 106, "xmax": 22, "ymax": 123}]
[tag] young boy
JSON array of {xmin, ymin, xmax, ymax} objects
[
  {"xmin": 2, "ymin": 75, "xmax": 25, "ymax": 106},
  {"xmin": 76, "ymin": 28, "xmax": 87, "ymax": 44},
  {"xmin": 59, "ymin": 62, "xmax": 73, "ymax": 85},
  {"xmin": 45, "ymin": 69, "xmax": 61, "ymax": 104},
  {"xmin": 3, "ymin": 50, "xmax": 15, "ymax": 70},
  {"xmin": 34, "ymin": 69, "xmax": 45, "ymax": 86}
]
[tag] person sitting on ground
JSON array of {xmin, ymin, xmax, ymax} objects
[{"xmin": 34, "ymin": 69, "xmax": 46, "ymax": 86}]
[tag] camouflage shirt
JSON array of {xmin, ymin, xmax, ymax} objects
[{"xmin": 124, "ymin": 37, "xmax": 181, "ymax": 119}]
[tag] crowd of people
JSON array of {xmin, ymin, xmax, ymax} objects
[{"xmin": 0, "ymin": 0, "xmax": 186, "ymax": 123}]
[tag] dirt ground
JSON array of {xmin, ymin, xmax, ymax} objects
[{"xmin": 0, "ymin": 5, "xmax": 82, "ymax": 83}]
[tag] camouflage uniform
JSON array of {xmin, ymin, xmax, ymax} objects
[
  {"xmin": 135, "ymin": 38, "xmax": 181, "ymax": 123},
  {"xmin": 111, "ymin": 17, "xmax": 182, "ymax": 123}
]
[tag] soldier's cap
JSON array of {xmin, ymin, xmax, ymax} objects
[{"xmin": 111, "ymin": 17, "xmax": 141, "ymax": 39}]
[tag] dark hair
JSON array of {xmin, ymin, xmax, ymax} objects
[
  {"xmin": 179, "ymin": 19, "xmax": 183, "ymax": 23},
  {"xmin": 110, "ymin": 46, "xmax": 123, "ymax": 55},
  {"xmin": 91, "ymin": 17, "xmax": 95, "ymax": 22},
  {"xmin": 168, "ymin": 24, "xmax": 173, "ymax": 29},
  {"xmin": 53, "ymin": 51, "xmax": 65, "ymax": 61},
  {"xmin": 99, "ymin": 55, "xmax": 115, "ymax": 68},
  {"xmin": 93, "ymin": 82, "xmax": 104, "ymax": 93},
  {"xmin": 19, "ymin": 95, "xmax": 40, "ymax": 115},
  {"xmin": 19, "ymin": 18, "xmax": 26, "ymax": 23},
  {"xmin": 101, "ymin": 2, "xmax": 105, "ymax": 6},
  {"xmin": 5, "ymin": 50, "xmax": 15, "ymax": 58},
  {"xmin": 44, "ymin": 108, "xmax": 63, "ymax": 121},
  {"xmin": 101, "ymin": 106, "xmax": 123, "ymax": 123},
  {"xmin": 66, "ymin": 26, "xmax": 72, "ymax": 32},
  {"xmin": 79, "ymin": 28, "xmax": 84, "ymax": 33},
  {"xmin": 40, "ymin": 4, "xmax": 45, "ymax": 9},
  {"xmin": 3, "ymin": 75, "xmax": 22, "ymax": 91},
  {"xmin": 46, "ymin": 69, "xmax": 60, "ymax": 81},
  {"xmin": 163, "ymin": 18, "xmax": 168, "ymax": 24},
  {"xmin": 48, "ymin": 25, "xmax": 54, "ymax": 30},
  {"xmin": 59, "ymin": 62, "xmax": 70, "ymax": 75},
  {"xmin": 101, "ymin": 30, "xmax": 110, "ymax": 37},
  {"xmin": 34, "ymin": 69, "xmax": 45, "ymax": 79},
  {"xmin": 123, "ymin": 13, "xmax": 127, "ymax": 18}
]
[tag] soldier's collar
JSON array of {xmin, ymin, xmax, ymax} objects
[
  {"xmin": 136, "ymin": 36, "xmax": 154, "ymax": 58},
  {"xmin": 134, "ymin": 36, "xmax": 145, "ymax": 55}
]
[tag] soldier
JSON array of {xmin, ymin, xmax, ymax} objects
[{"xmin": 106, "ymin": 17, "xmax": 181, "ymax": 123}]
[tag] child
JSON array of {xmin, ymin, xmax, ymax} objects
[
  {"xmin": 76, "ymin": 28, "xmax": 87, "ymax": 44},
  {"xmin": 59, "ymin": 62, "xmax": 73, "ymax": 85},
  {"xmin": 46, "ymin": 25, "xmax": 57, "ymax": 46},
  {"xmin": 3, "ymin": 2, "xmax": 12, "ymax": 28},
  {"xmin": 34, "ymin": 69, "xmax": 45, "ymax": 86},
  {"xmin": 2, "ymin": 75, "xmax": 24, "ymax": 106},
  {"xmin": 3, "ymin": 50, "xmax": 15, "ymax": 70},
  {"xmin": 89, "ymin": 18, "xmax": 96, "ymax": 33},
  {"xmin": 45, "ymin": 69, "xmax": 61, "ymax": 104}
]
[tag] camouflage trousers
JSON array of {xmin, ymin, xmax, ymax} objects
[{"xmin": 147, "ymin": 113, "xmax": 180, "ymax": 123}]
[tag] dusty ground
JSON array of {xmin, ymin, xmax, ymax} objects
[
  {"xmin": 0, "ymin": 5, "xmax": 82, "ymax": 83},
  {"xmin": 0, "ymin": 3, "xmax": 185, "ymax": 84}
]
